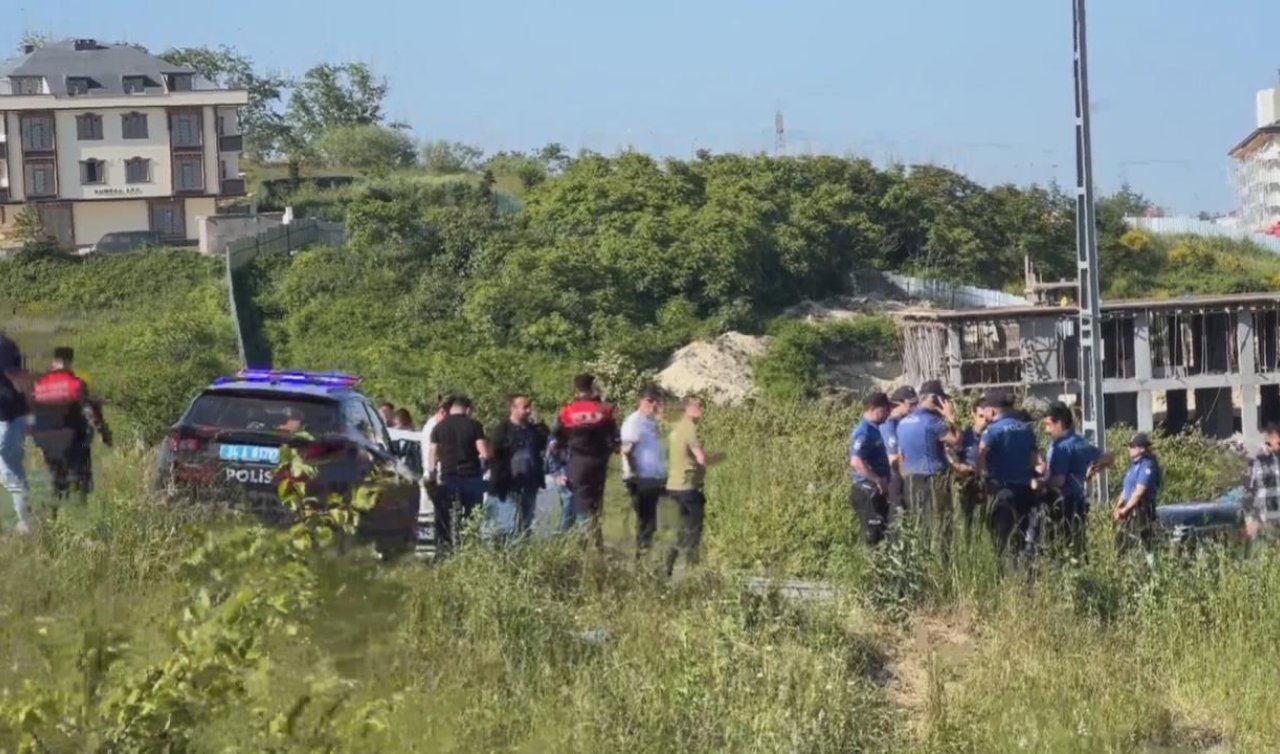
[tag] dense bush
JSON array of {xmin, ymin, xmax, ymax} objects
[{"xmin": 753, "ymin": 317, "xmax": 898, "ymax": 402}]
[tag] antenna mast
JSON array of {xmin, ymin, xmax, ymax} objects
[{"xmin": 775, "ymin": 109, "xmax": 785, "ymax": 156}]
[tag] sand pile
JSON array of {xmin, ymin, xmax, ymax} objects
[{"xmin": 656, "ymin": 332, "xmax": 768, "ymax": 405}]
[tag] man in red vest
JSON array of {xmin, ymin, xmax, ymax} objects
[
  {"xmin": 31, "ymin": 347, "xmax": 111, "ymax": 508},
  {"xmin": 555, "ymin": 374, "xmax": 619, "ymax": 547}
]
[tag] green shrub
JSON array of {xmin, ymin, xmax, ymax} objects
[{"xmin": 753, "ymin": 316, "xmax": 898, "ymax": 402}]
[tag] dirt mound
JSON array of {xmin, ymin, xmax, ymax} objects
[{"xmin": 656, "ymin": 332, "xmax": 768, "ymax": 405}]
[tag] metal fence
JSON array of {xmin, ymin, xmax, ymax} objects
[
  {"xmin": 884, "ymin": 272, "xmax": 1028, "ymax": 309},
  {"xmin": 226, "ymin": 219, "xmax": 345, "ymax": 271}
]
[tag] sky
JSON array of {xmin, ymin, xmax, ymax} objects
[{"xmin": 7, "ymin": 0, "xmax": 1279, "ymax": 213}]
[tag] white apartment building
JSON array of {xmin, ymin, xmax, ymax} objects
[
  {"xmin": 0, "ymin": 38, "xmax": 248, "ymax": 247},
  {"xmin": 1230, "ymin": 81, "xmax": 1280, "ymax": 234}
]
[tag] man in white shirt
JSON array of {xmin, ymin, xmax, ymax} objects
[
  {"xmin": 415, "ymin": 395, "xmax": 451, "ymax": 559},
  {"xmin": 621, "ymin": 387, "xmax": 667, "ymax": 558}
]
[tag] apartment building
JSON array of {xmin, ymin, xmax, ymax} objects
[
  {"xmin": 1230, "ymin": 80, "xmax": 1280, "ymax": 234},
  {"xmin": 0, "ymin": 38, "xmax": 248, "ymax": 247}
]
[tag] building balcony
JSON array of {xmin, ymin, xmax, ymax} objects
[
  {"xmin": 218, "ymin": 134, "xmax": 242, "ymax": 152},
  {"xmin": 221, "ymin": 178, "xmax": 246, "ymax": 196}
]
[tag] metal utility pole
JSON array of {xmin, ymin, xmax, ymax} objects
[{"xmin": 1072, "ymin": 0, "xmax": 1107, "ymax": 503}]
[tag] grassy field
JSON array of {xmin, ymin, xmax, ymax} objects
[{"xmin": 0, "ymin": 406, "xmax": 1275, "ymax": 752}]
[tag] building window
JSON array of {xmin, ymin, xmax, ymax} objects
[
  {"xmin": 80, "ymin": 159, "xmax": 106, "ymax": 185},
  {"xmin": 126, "ymin": 157, "xmax": 151, "ymax": 184},
  {"xmin": 123, "ymin": 76, "xmax": 148, "ymax": 94},
  {"xmin": 66, "ymin": 76, "xmax": 96, "ymax": 95},
  {"xmin": 167, "ymin": 73, "xmax": 194, "ymax": 91},
  {"xmin": 11, "ymin": 76, "xmax": 43, "ymax": 95},
  {"xmin": 19, "ymin": 114, "xmax": 54, "ymax": 151},
  {"xmin": 170, "ymin": 112, "xmax": 202, "ymax": 147},
  {"xmin": 76, "ymin": 113, "xmax": 103, "ymax": 140},
  {"xmin": 174, "ymin": 154, "xmax": 203, "ymax": 192},
  {"xmin": 122, "ymin": 112, "xmax": 148, "ymax": 139},
  {"xmin": 25, "ymin": 159, "xmax": 56, "ymax": 197}
]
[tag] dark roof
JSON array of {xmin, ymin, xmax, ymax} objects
[
  {"xmin": 0, "ymin": 39, "xmax": 199, "ymax": 97},
  {"xmin": 1228, "ymin": 125, "xmax": 1280, "ymax": 158}
]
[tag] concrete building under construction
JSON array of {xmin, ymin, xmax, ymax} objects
[{"xmin": 897, "ymin": 287, "xmax": 1280, "ymax": 447}]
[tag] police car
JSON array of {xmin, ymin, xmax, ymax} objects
[{"xmin": 153, "ymin": 369, "xmax": 421, "ymax": 555}]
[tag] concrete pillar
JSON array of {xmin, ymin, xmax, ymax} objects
[
  {"xmin": 1133, "ymin": 312, "xmax": 1154, "ymax": 433},
  {"xmin": 1165, "ymin": 389, "xmax": 1189, "ymax": 434},
  {"xmin": 946, "ymin": 324, "xmax": 963, "ymax": 388},
  {"xmin": 1105, "ymin": 393, "xmax": 1138, "ymax": 430},
  {"xmin": 1238, "ymin": 311, "xmax": 1260, "ymax": 448},
  {"xmin": 1262, "ymin": 385, "xmax": 1280, "ymax": 427},
  {"xmin": 1195, "ymin": 387, "xmax": 1234, "ymax": 439}
]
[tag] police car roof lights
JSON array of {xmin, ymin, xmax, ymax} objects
[{"xmin": 215, "ymin": 369, "xmax": 362, "ymax": 388}]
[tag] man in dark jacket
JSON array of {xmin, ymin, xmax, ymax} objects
[
  {"xmin": 31, "ymin": 347, "xmax": 111, "ymax": 508},
  {"xmin": 490, "ymin": 394, "xmax": 547, "ymax": 536},
  {"xmin": 0, "ymin": 369, "xmax": 32, "ymax": 533},
  {"xmin": 555, "ymin": 374, "xmax": 619, "ymax": 547}
]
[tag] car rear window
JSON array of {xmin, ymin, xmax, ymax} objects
[{"xmin": 184, "ymin": 391, "xmax": 340, "ymax": 434}]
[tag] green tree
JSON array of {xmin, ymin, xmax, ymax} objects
[
  {"xmin": 287, "ymin": 62, "xmax": 392, "ymax": 143},
  {"xmin": 315, "ymin": 124, "xmax": 417, "ymax": 174},
  {"xmin": 421, "ymin": 140, "xmax": 484, "ymax": 174}
]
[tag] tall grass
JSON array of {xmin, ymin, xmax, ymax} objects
[{"xmin": 3, "ymin": 404, "xmax": 1278, "ymax": 752}]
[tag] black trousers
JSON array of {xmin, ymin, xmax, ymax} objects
[
  {"xmin": 1038, "ymin": 490, "xmax": 1089, "ymax": 559},
  {"xmin": 905, "ymin": 473, "xmax": 954, "ymax": 559},
  {"xmin": 989, "ymin": 484, "xmax": 1037, "ymax": 563},
  {"xmin": 1116, "ymin": 508, "xmax": 1157, "ymax": 556},
  {"xmin": 625, "ymin": 478, "xmax": 664, "ymax": 555},
  {"xmin": 850, "ymin": 482, "xmax": 890, "ymax": 546},
  {"xmin": 666, "ymin": 489, "xmax": 706, "ymax": 574},
  {"xmin": 958, "ymin": 475, "xmax": 985, "ymax": 538},
  {"xmin": 567, "ymin": 457, "xmax": 609, "ymax": 548}
]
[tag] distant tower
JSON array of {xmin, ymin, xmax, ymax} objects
[{"xmin": 775, "ymin": 109, "xmax": 785, "ymax": 156}]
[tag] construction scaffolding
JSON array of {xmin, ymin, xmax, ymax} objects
[{"xmin": 894, "ymin": 291, "xmax": 1280, "ymax": 446}]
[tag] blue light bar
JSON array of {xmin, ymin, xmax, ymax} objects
[{"xmin": 215, "ymin": 369, "xmax": 362, "ymax": 387}]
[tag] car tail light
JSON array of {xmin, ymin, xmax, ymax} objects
[{"xmin": 165, "ymin": 433, "xmax": 206, "ymax": 453}]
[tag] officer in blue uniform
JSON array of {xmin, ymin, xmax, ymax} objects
[
  {"xmin": 1040, "ymin": 401, "xmax": 1114, "ymax": 558},
  {"xmin": 882, "ymin": 385, "xmax": 917, "ymax": 511},
  {"xmin": 896, "ymin": 379, "xmax": 960, "ymax": 552},
  {"xmin": 1114, "ymin": 432, "xmax": 1161, "ymax": 556},
  {"xmin": 849, "ymin": 392, "xmax": 894, "ymax": 546},
  {"xmin": 952, "ymin": 403, "xmax": 988, "ymax": 538},
  {"xmin": 976, "ymin": 390, "xmax": 1038, "ymax": 563}
]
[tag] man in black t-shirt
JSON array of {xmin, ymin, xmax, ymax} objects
[
  {"xmin": 429, "ymin": 395, "xmax": 489, "ymax": 553},
  {"xmin": 490, "ymin": 394, "xmax": 547, "ymax": 536}
]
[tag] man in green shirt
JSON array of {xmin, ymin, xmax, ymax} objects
[{"xmin": 666, "ymin": 396, "xmax": 721, "ymax": 575}]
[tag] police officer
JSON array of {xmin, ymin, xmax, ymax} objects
[
  {"xmin": 975, "ymin": 390, "xmax": 1038, "ymax": 563},
  {"xmin": 31, "ymin": 347, "xmax": 111, "ymax": 509},
  {"xmin": 1114, "ymin": 432, "xmax": 1161, "ymax": 558},
  {"xmin": 882, "ymin": 386, "xmax": 917, "ymax": 510},
  {"xmin": 952, "ymin": 403, "xmax": 988, "ymax": 538},
  {"xmin": 849, "ymin": 392, "xmax": 894, "ymax": 546},
  {"xmin": 896, "ymin": 379, "xmax": 960, "ymax": 553},
  {"xmin": 1039, "ymin": 402, "xmax": 1114, "ymax": 559}
]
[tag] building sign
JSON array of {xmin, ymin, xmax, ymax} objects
[{"xmin": 92, "ymin": 187, "xmax": 144, "ymax": 197}]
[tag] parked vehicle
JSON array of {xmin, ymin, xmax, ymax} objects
[
  {"xmin": 90, "ymin": 230, "xmax": 163, "ymax": 255},
  {"xmin": 152, "ymin": 369, "xmax": 420, "ymax": 556},
  {"xmin": 1157, "ymin": 486, "xmax": 1246, "ymax": 552}
]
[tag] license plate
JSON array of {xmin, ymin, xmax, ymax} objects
[
  {"xmin": 218, "ymin": 444, "xmax": 280, "ymax": 465},
  {"xmin": 224, "ymin": 466, "xmax": 276, "ymax": 485}
]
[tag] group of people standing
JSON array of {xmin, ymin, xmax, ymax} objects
[
  {"xmin": 0, "ymin": 334, "xmax": 113, "ymax": 534},
  {"xmin": 394, "ymin": 373, "xmax": 718, "ymax": 573},
  {"xmin": 849, "ymin": 381, "xmax": 1164, "ymax": 564}
]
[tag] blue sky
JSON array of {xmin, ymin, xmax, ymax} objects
[{"xmin": 7, "ymin": 0, "xmax": 1278, "ymax": 212}]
